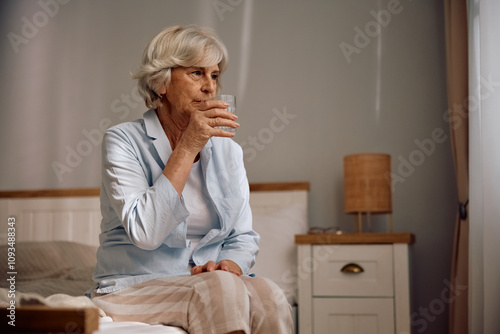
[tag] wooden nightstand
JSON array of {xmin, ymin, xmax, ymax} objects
[{"xmin": 295, "ymin": 233, "xmax": 414, "ymax": 334}]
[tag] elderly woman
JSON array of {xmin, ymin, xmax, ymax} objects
[{"xmin": 88, "ymin": 25, "xmax": 292, "ymax": 333}]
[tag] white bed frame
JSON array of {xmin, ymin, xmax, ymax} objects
[
  {"xmin": 0, "ymin": 182, "xmax": 309, "ymax": 332},
  {"xmin": 0, "ymin": 182, "xmax": 308, "ymax": 244}
]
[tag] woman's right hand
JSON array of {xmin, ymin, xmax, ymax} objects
[
  {"xmin": 162, "ymin": 99, "xmax": 239, "ymax": 196},
  {"xmin": 177, "ymin": 99, "xmax": 239, "ymax": 156}
]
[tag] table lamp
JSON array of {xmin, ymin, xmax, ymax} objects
[{"xmin": 344, "ymin": 153, "xmax": 393, "ymax": 233}]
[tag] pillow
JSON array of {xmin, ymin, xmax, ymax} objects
[{"xmin": 0, "ymin": 241, "xmax": 97, "ymax": 282}]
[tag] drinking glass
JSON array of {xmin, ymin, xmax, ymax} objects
[{"xmin": 216, "ymin": 94, "xmax": 236, "ymax": 133}]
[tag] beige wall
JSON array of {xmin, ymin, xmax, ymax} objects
[{"xmin": 0, "ymin": 1, "xmax": 456, "ymax": 333}]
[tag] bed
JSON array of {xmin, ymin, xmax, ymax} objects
[{"xmin": 0, "ymin": 181, "xmax": 309, "ymax": 333}]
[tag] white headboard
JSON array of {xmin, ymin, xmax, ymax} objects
[
  {"xmin": 0, "ymin": 189, "xmax": 102, "ymax": 246},
  {"xmin": 0, "ymin": 182, "xmax": 309, "ymax": 245},
  {"xmin": 0, "ymin": 182, "xmax": 309, "ymax": 304}
]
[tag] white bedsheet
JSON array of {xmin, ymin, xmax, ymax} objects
[
  {"xmin": 96, "ymin": 317, "xmax": 187, "ymax": 334},
  {"xmin": 0, "ymin": 289, "xmax": 187, "ymax": 333}
]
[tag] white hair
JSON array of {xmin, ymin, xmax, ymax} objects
[{"xmin": 132, "ymin": 25, "xmax": 229, "ymax": 109}]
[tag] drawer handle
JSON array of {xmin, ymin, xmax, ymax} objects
[{"xmin": 341, "ymin": 263, "xmax": 364, "ymax": 274}]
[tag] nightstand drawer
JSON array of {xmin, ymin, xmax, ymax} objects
[
  {"xmin": 312, "ymin": 244, "xmax": 394, "ymax": 297},
  {"xmin": 313, "ymin": 298, "xmax": 395, "ymax": 334}
]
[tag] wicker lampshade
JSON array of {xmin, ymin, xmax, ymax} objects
[{"xmin": 344, "ymin": 153, "xmax": 392, "ymax": 214}]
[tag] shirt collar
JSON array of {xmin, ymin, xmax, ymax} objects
[
  {"xmin": 143, "ymin": 109, "xmax": 164, "ymax": 140},
  {"xmin": 143, "ymin": 109, "xmax": 171, "ymax": 165}
]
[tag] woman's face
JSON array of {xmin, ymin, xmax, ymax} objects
[{"xmin": 162, "ymin": 64, "xmax": 220, "ymax": 117}]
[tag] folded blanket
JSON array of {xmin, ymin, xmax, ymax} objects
[{"xmin": 0, "ymin": 288, "xmax": 106, "ymax": 317}]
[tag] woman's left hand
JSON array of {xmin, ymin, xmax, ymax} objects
[{"xmin": 191, "ymin": 260, "xmax": 242, "ymax": 277}]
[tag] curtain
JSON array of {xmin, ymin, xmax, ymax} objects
[
  {"xmin": 444, "ymin": 0, "xmax": 469, "ymax": 333},
  {"xmin": 469, "ymin": 1, "xmax": 500, "ymax": 332}
]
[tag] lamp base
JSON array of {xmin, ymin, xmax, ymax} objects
[{"xmin": 353, "ymin": 212, "xmax": 393, "ymax": 233}]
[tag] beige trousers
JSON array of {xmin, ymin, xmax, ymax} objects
[{"xmin": 91, "ymin": 271, "xmax": 293, "ymax": 334}]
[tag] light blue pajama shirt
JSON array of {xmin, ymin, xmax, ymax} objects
[{"xmin": 88, "ymin": 109, "xmax": 259, "ymax": 295}]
